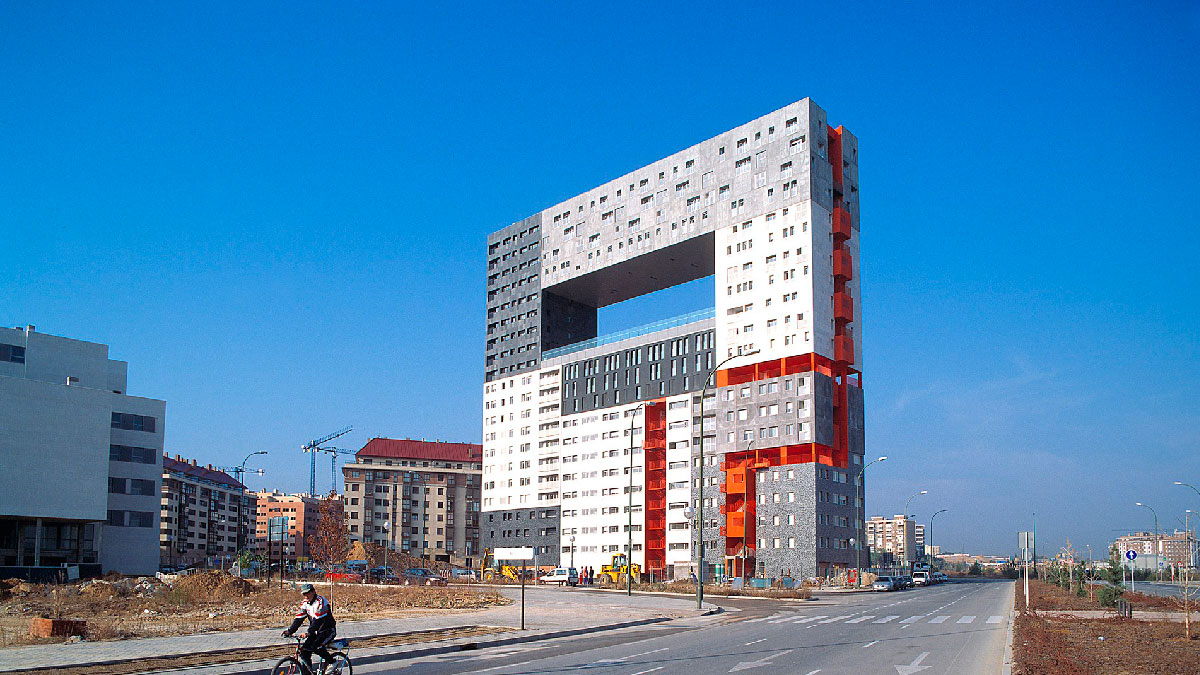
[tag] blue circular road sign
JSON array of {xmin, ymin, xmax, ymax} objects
[{"xmin": 1126, "ymin": 550, "xmax": 1137, "ymax": 561}]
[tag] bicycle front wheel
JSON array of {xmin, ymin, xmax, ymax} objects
[
  {"xmin": 326, "ymin": 651, "xmax": 353, "ymax": 675},
  {"xmin": 272, "ymin": 656, "xmax": 306, "ymax": 675}
]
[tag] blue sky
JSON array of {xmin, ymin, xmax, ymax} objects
[{"xmin": 3, "ymin": 1, "xmax": 1198, "ymax": 559}]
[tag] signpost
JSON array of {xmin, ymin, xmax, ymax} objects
[
  {"xmin": 269, "ymin": 516, "xmax": 288, "ymax": 590},
  {"xmin": 494, "ymin": 547, "xmax": 534, "ymax": 629},
  {"xmin": 1018, "ymin": 532, "xmax": 1033, "ymax": 610}
]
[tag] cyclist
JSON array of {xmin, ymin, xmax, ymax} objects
[{"xmin": 282, "ymin": 583, "xmax": 337, "ymax": 674}]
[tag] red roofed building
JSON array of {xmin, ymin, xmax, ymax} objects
[{"xmin": 342, "ymin": 438, "xmax": 483, "ymax": 566}]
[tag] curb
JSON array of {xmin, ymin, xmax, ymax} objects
[{"xmin": 1002, "ymin": 581, "xmax": 1015, "ymax": 675}]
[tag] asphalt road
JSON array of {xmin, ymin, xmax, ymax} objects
[{"xmin": 342, "ymin": 579, "xmax": 1014, "ymax": 675}]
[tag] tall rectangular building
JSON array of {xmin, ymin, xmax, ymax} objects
[
  {"xmin": 0, "ymin": 325, "xmax": 165, "ymax": 575},
  {"xmin": 160, "ymin": 455, "xmax": 255, "ymax": 567},
  {"xmin": 482, "ymin": 99, "xmax": 863, "ymax": 580}
]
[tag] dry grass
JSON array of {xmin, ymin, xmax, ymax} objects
[
  {"xmin": 0, "ymin": 574, "xmax": 508, "ymax": 648},
  {"xmin": 629, "ymin": 579, "xmax": 812, "ymax": 599}
]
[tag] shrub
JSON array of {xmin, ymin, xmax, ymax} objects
[{"xmin": 1097, "ymin": 584, "xmax": 1123, "ymax": 607}]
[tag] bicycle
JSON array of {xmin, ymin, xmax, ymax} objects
[{"xmin": 272, "ymin": 635, "xmax": 353, "ymax": 675}]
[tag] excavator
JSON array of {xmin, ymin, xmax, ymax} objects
[
  {"xmin": 598, "ymin": 553, "xmax": 641, "ymax": 585},
  {"xmin": 480, "ymin": 549, "xmax": 527, "ymax": 583}
]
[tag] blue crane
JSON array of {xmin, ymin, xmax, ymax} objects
[{"xmin": 301, "ymin": 426, "xmax": 352, "ymax": 495}]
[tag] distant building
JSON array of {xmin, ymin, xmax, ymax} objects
[
  {"xmin": 866, "ymin": 515, "xmax": 918, "ymax": 564},
  {"xmin": 254, "ymin": 491, "xmax": 324, "ymax": 564},
  {"xmin": 1114, "ymin": 531, "xmax": 1196, "ymax": 569},
  {"xmin": 0, "ymin": 325, "xmax": 164, "ymax": 576},
  {"xmin": 160, "ymin": 455, "xmax": 254, "ymax": 567},
  {"xmin": 342, "ymin": 438, "xmax": 483, "ymax": 566}
]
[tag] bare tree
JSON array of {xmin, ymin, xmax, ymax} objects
[{"xmin": 306, "ymin": 491, "xmax": 349, "ymax": 601}]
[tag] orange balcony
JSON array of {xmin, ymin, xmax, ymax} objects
[
  {"xmin": 834, "ymin": 292, "xmax": 854, "ymax": 323},
  {"xmin": 718, "ymin": 483, "xmax": 728, "ymax": 494},
  {"xmin": 835, "ymin": 335, "xmax": 855, "ymax": 364},
  {"xmin": 724, "ymin": 512, "xmax": 746, "ymax": 537},
  {"xmin": 833, "ymin": 207, "xmax": 852, "ymax": 242},
  {"xmin": 833, "ymin": 249, "xmax": 853, "ymax": 280}
]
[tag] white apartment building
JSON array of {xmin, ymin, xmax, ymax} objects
[
  {"xmin": 483, "ymin": 98, "xmax": 864, "ymax": 581},
  {"xmin": 0, "ymin": 326, "xmax": 164, "ymax": 575}
]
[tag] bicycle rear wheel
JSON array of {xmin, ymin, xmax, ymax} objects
[
  {"xmin": 272, "ymin": 655, "xmax": 306, "ymax": 675},
  {"xmin": 326, "ymin": 651, "xmax": 352, "ymax": 675}
]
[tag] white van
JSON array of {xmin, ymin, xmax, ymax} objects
[
  {"xmin": 913, "ymin": 571, "xmax": 930, "ymax": 586},
  {"xmin": 538, "ymin": 567, "xmax": 578, "ymax": 586}
]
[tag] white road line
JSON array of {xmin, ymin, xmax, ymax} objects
[
  {"xmin": 957, "ymin": 616, "xmax": 976, "ymax": 624},
  {"xmin": 594, "ymin": 647, "xmax": 669, "ymax": 663},
  {"xmin": 742, "ymin": 617, "xmax": 767, "ymax": 623},
  {"xmin": 630, "ymin": 668, "xmax": 664, "ymax": 675},
  {"xmin": 929, "ymin": 615, "xmax": 950, "ymax": 623},
  {"xmin": 745, "ymin": 638, "xmax": 767, "ymax": 646},
  {"xmin": 844, "ymin": 615, "xmax": 875, "ymax": 623},
  {"xmin": 820, "ymin": 615, "xmax": 853, "ymax": 623},
  {"xmin": 862, "ymin": 640, "xmax": 878, "ymax": 648},
  {"xmin": 987, "ymin": 615, "xmax": 1004, "ymax": 624},
  {"xmin": 901, "ymin": 615, "xmax": 924, "ymax": 623},
  {"xmin": 873, "ymin": 615, "xmax": 900, "ymax": 623},
  {"xmin": 802, "ymin": 671, "xmax": 821, "ymax": 675},
  {"xmin": 794, "ymin": 615, "xmax": 827, "ymax": 623}
]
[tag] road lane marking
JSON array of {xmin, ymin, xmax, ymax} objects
[
  {"xmin": 630, "ymin": 668, "xmax": 664, "ymax": 675},
  {"xmin": 795, "ymin": 615, "xmax": 827, "ymax": 623},
  {"xmin": 901, "ymin": 615, "xmax": 924, "ymax": 623},
  {"xmin": 820, "ymin": 615, "xmax": 853, "ymax": 623},
  {"xmin": 745, "ymin": 638, "xmax": 767, "ymax": 646},
  {"xmin": 593, "ymin": 647, "xmax": 669, "ymax": 663},
  {"xmin": 862, "ymin": 640, "xmax": 878, "ymax": 648},
  {"xmin": 730, "ymin": 649, "xmax": 793, "ymax": 672},
  {"xmin": 844, "ymin": 615, "xmax": 875, "ymax": 623},
  {"xmin": 987, "ymin": 615, "xmax": 1004, "ymax": 624},
  {"xmin": 802, "ymin": 671, "xmax": 821, "ymax": 675},
  {"xmin": 929, "ymin": 615, "xmax": 950, "ymax": 623},
  {"xmin": 873, "ymin": 615, "xmax": 900, "ymax": 623},
  {"xmin": 957, "ymin": 616, "xmax": 976, "ymax": 624}
]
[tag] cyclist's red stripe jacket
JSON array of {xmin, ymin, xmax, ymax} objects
[{"xmin": 288, "ymin": 595, "xmax": 335, "ymax": 634}]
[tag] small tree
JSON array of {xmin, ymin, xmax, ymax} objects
[
  {"xmin": 968, "ymin": 562, "xmax": 983, "ymax": 577},
  {"xmin": 307, "ymin": 491, "xmax": 350, "ymax": 600}
]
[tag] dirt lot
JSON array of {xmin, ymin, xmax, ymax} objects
[
  {"xmin": 1013, "ymin": 579, "xmax": 1200, "ymax": 674},
  {"xmin": 0, "ymin": 573, "xmax": 508, "ymax": 648}
]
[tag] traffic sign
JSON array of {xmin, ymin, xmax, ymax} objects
[{"xmin": 1126, "ymin": 550, "xmax": 1137, "ymax": 561}]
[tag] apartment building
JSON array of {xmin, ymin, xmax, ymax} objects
[
  {"xmin": 253, "ymin": 491, "xmax": 323, "ymax": 563},
  {"xmin": 0, "ymin": 325, "xmax": 164, "ymax": 575},
  {"xmin": 160, "ymin": 455, "xmax": 254, "ymax": 567},
  {"xmin": 482, "ymin": 98, "xmax": 864, "ymax": 580},
  {"xmin": 866, "ymin": 515, "xmax": 918, "ymax": 565},
  {"xmin": 342, "ymin": 438, "xmax": 483, "ymax": 566},
  {"xmin": 1114, "ymin": 531, "xmax": 1197, "ymax": 570}
]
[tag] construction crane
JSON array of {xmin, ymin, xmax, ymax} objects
[
  {"xmin": 301, "ymin": 426, "xmax": 352, "ymax": 495},
  {"xmin": 317, "ymin": 446, "xmax": 358, "ymax": 495}
]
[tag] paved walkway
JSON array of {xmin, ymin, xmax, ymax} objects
[{"xmin": 1, "ymin": 586, "xmax": 710, "ymax": 670}]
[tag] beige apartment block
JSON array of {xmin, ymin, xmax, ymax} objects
[
  {"xmin": 160, "ymin": 455, "xmax": 255, "ymax": 567},
  {"xmin": 342, "ymin": 438, "xmax": 482, "ymax": 566},
  {"xmin": 253, "ymin": 491, "xmax": 323, "ymax": 563},
  {"xmin": 866, "ymin": 514, "xmax": 918, "ymax": 565}
]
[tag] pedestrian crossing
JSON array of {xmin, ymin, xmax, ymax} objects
[{"xmin": 742, "ymin": 613, "xmax": 1006, "ymax": 626}]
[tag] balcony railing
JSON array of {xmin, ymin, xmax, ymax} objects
[{"xmin": 542, "ymin": 308, "xmax": 715, "ymax": 360}]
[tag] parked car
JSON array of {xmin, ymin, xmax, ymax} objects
[
  {"xmin": 872, "ymin": 575, "xmax": 897, "ymax": 591},
  {"xmin": 912, "ymin": 571, "xmax": 930, "ymax": 586},
  {"xmin": 934, "ymin": 572, "xmax": 949, "ymax": 583},
  {"xmin": 898, "ymin": 574, "xmax": 914, "ymax": 589},
  {"xmin": 538, "ymin": 567, "xmax": 578, "ymax": 586},
  {"xmin": 451, "ymin": 568, "xmax": 477, "ymax": 581},
  {"xmin": 401, "ymin": 568, "xmax": 448, "ymax": 586},
  {"xmin": 368, "ymin": 567, "xmax": 399, "ymax": 584}
]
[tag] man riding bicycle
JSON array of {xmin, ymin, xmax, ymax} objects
[{"xmin": 282, "ymin": 583, "xmax": 337, "ymax": 673}]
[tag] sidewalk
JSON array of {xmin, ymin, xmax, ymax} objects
[{"xmin": 1, "ymin": 586, "xmax": 713, "ymax": 671}]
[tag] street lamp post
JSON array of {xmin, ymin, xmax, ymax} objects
[
  {"xmin": 902, "ymin": 490, "xmax": 928, "ymax": 571},
  {"xmin": 628, "ymin": 401, "xmax": 647, "ymax": 596},
  {"xmin": 1135, "ymin": 502, "xmax": 1160, "ymax": 581},
  {"xmin": 854, "ymin": 456, "xmax": 887, "ymax": 586},
  {"xmin": 383, "ymin": 521, "xmax": 390, "ymax": 576},
  {"xmin": 570, "ymin": 535, "xmax": 576, "ymax": 569},
  {"xmin": 236, "ymin": 451, "xmax": 267, "ymax": 554},
  {"xmin": 695, "ymin": 349, "xmax": 759, "ymax": 610},
  {"xmin": 930, "ymin": 509, "xmax": 947, "ymax": 571}
]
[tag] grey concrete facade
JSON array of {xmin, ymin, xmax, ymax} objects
[
  {"xmin": 482, "ymin": 506, "xmax": 561, "ymax": 564},
  {"xmin": 485, "ymin": 216, "xmax": 544, "ymax": 382}
]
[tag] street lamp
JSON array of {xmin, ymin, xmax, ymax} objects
[
  {"xmin": 902, "ymin": 490, "xmax": 927, "ymax": 570},
  {"xmin": 695, "ymin": 348, "xmax": 759, "ymax": 610},
  {"xmin": 383, "ymin": 521, "xmax": 390, "ymax": 576},
  {"xmin": 854, "ymin": 455, "xmax": 887, "ymax": 585},
  {"xmin": 628, "ymin": 401, "xmax": 647, "ymax": 596},
  {"xmin": 236, "ymin": 451, "xmax": 268, "ymax": 554},
  {"xmin": 930, "ymin": 509, "xmax": 947, "ymax": 571},
  {"xmin": 1135, "ymin": 502, "xmax": 1160, "ymax": 581},
  {"xmin": 570, "ymin": 535, "xmax": 576, "ymax": 569}
]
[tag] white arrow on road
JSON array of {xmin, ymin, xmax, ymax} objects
[
  {"xmin": 730, "ymin": 649, "xmax": 793, "ymax": 672},
  {"xmin": 895, "ymin": 652, "xmax": 931, "ymax": 675}
]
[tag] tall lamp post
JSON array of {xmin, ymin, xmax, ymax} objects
[
  {"xmin": 383, "ymin": 520, "xmax": 391, "ymax": 575},
  {"xmin": 570, "ymin": 535, "xmax": 576, "ymax": 569},
  {"xmin": 854, "ymin": 456, "xmax": 887, "ymax": 585},
  {"xmin": 902, "ymin": 490, "xmax": 927, "ymax": 570},
  {"xmin": 236, "ymin": 451, "xmax": 267, "ymax": 554},
  {"xmin": 929, "ymin": 509, "xmax": 947, "ymax": 571},
  {"xmin": 628, "ymin": 401, "xmax": 647, "ymax": 596},
  {"xmin": 1135, "ymin": 502, "xmax": 1160, "ymax": 581},
  {"xmin": 695, "ymin": 349, "xmax": 759, "ymax": 610}
]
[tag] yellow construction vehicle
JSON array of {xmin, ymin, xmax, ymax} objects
[
  {"xmin": 598, "ymin": 553, "xmax": 641, "ymax": 585},
  {"xmin": 480, "ymin": 549, "xmax": 528, "ymax": 583}
]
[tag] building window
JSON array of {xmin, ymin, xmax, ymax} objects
[
  {"xmin": 111, "ymin": 412, "xmax": 157, "ymax": 433},
  {"xmin": 110, "ymin": 444, "xmax": 158, "ymax": 464},
  {"xmin": 0, "ymin": 344, "xmax": 26, "ymax": 363}
]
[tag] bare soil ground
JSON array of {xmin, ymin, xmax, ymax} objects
[
  {"xmin": 630, "ymin": 579, "xmax": 812, "ymax": 599},
  {"xmin": 1013, "ymin": 579, "xmax": 1200, "ymax": 674},
  {"xmin": 0, "ymin": 573, "xmax": 508, "ymax": 649}
]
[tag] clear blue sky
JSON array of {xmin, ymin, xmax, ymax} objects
[{"xmin": 3, "ymin": 1, "xmax": 1197, "ymax": 559}]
